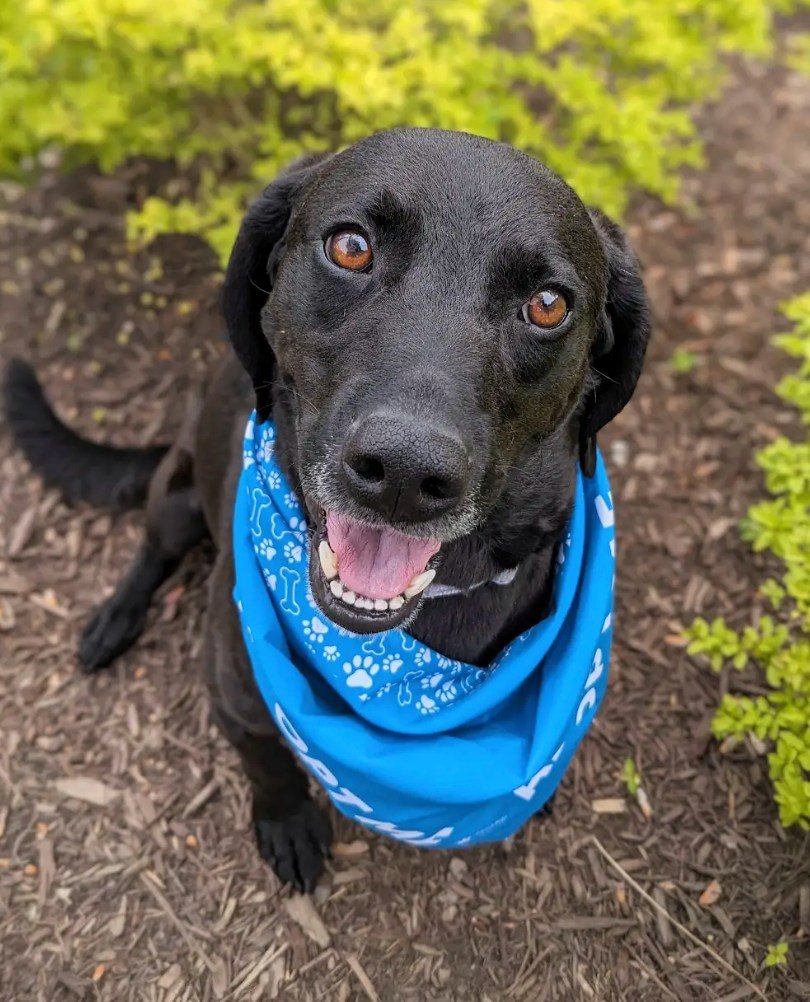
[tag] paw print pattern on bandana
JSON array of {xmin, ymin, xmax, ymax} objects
[
  {"xmin": 344, "ymin": 654, "xmax": 380, "ymax": 689},
  {"xmin": 436, "ymin": 680, "xmax": 458, "ymax": 703},
  {"xmin": 284, "ymin": 539, "xmax": 303, "ymax": 563},
  {"xmin": 269, "ymin": 512, "xmax": 306, "ymax": 565},
  {"xmin": 303, "ymin": 617, "xmax": 328, "ymax": 643},
  {"xmin": 261, "ymin": 425, "xmax": 276, "ymax": 463},
  {"xmin": 382, "ymin": 653, "xmax": 403, "ymax": 674},
  {"xmin": 258, "ymin": 538, "xmax": 276, "ymax": 561},
  {"xmin": 417, "ymin": 694, "xmax": 438, "ymax": 715}
]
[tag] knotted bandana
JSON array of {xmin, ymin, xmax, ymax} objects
[{"xmin": 233, "ymin": 415, "xmax": 616, "ymax": 848}]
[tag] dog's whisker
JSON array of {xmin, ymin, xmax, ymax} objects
[
  {"xmin": 591, "ymin": 365, "xmax": 619, "ymax": 386},
  {"xmin": 248, "ymin": 275, "xmax": 273, "ymax": 296}
]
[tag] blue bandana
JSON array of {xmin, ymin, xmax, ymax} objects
[{"xmin": 233, "ymin": 415, "xmax": 615, "ymax": 848}]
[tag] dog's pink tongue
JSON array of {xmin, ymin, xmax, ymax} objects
[{"xmin": 326, "ymin": 511, "xmax": 441, "ymax": 601}]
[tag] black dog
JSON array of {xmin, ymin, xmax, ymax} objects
[{"xmin": 4, "ymin": 129, "xmax": 649, "ymax": 891}]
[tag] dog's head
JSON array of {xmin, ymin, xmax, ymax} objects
[{"xmin": 224, "ymin": 129, "xmax": 649, "ymax": 633}]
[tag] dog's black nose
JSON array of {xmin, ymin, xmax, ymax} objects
[{"xmin": 342, "ymin": 413, "xmax": 469, "ymax": 522}]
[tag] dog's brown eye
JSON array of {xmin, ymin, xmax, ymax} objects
[
  {"xmin": 524, "ymin": 290, "xmax": 568, "ymax": 330},
  {"xmin": 325, "ymin": 230, "xmax": 372, "ymax": 272}
]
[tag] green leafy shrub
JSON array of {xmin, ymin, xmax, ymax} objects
[
  {"xmin": 1, "ymin": 0, "xmax": 807, "ymax": 262},
  {"xmin": 686, "ymin": 295, "xmax": 810, "ymax": 830}
]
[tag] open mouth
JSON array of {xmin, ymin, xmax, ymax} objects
[{"xmin": 306, "ymin": 501, "xmax": 442, "ymax": 633}]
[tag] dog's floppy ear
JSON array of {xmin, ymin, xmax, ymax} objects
[
  {"xmin": 222, "ymin": 153, "xmax": 331, "ymax": 419},
  {"xmin": 579, "ymin": 209, "xmax": 651, "ymax": 469}
]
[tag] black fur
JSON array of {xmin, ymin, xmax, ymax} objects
[
  {"xmin": 4, "ymin": 129, "xmax": 650, "ymax": 893},
  {"xmin": 3, "ymin": 358, "xmax": 167, "ymax": 507},
  {"xmin": 581, "ymin": 209, "xmax": 650, "ymax": 439},
  {"xmin": 221, "ymin": 153, "xmax": 332, "ymax": 420}
]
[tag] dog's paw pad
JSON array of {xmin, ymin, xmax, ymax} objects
[
  {"xmin": 254, "ymin": 801, "xmax": 333, "ymax": 893},
  {"xmin": 78, "ymin": 599, "xmax": 147, "ymax": 672}
]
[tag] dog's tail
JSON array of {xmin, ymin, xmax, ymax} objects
[{"xmin": 3, "ymin": 358, "xmax": 169, "ymax": 508}]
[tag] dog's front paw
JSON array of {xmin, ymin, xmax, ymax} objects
[
  {"xmin": 254, "ymin": 800, "xmax": 333, "ymax": 893},
  {"xmin": 78, "ymin": 598, "xmax": 147, "ymax": 672}
]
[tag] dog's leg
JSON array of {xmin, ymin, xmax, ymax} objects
[
  {"xmin": 204, "ymin": 551, "xmax": 332, "ymax": 892},
  {"xmin": 536, "ymin": 791, "xmax": 557, "ymax": 819},
  {"xmin": 79, "ymin": 445, "xmax": 207, "ymax": 671}
]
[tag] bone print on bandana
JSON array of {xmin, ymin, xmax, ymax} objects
[{"xmin": 233, "ymin": 414, "xmax": 616, "ymax": 848}]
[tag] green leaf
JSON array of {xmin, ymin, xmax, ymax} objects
[
  {"xmin": 764, "ymin": 941, "xmax": 789, "ymax": 968},
  {"xmin": 621, "ymin": 757, "xmax": 640, "ymax": 796}
]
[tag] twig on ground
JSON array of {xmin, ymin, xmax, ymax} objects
[
  {"xmin": 232, "ymin": 942, "xmax": 288, "ymax": 997},
  {"xmin": 138, "ymin": 871, "xmax": 214, "ymax": 971},
  {"xmin": 345, "ymin": 953, "xmax": 381, "ymax": 1002},
  {"xmin": 590, "ymin": 836, "xmax": 769, "ymax": 1002}
]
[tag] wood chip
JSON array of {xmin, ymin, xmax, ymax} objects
[
  {"xmin": 332, "ymin": 867, "xmax": 367, "ymax": 886},
  {"xmin": 799, "ymin": 883, "xmax": 810, "ymax": 933},
  {"xmin": 0, "ymin": 571, "xmax": 28, "ymax": 594},
  {"xmin": 331, "ymin": 839, "xmax": 369, "ymax": 857},
  {"xmin": 345, "ymin": 954, "xmax": 381, "ymax": 1002},
  {"xmin": 699, "ymin": 879, "xmax": 722, "ymax": 907},
  {"xmin": 213, "ymin": 897, "xmax": 237, "ymax": 934},
  {"xmin": 29, "ymin": 588, "xmax": 70, "ymax": 618},
  {"xmin": 108, "ymin": 899, "xmax": 127, "ymax": 938},
  {"xmin": 232, "ymin": 942, "xmax": 288, "ymax": 996},
  {"xmin": 284, "ymin": 894, "xmax": 331, "ymax": 948},
  {"xmin": 8, "ymin": 506, "xmax": 38, "ymax": 556},
  {"xmin": 0, "ymin": 598, "xmax": 15, "ymax": 631},
  {"xmin": 652, "ymin": 888, "xmax": 674, "ymax": 947},
  {"xmin": 53, "ymin": 777, "xmax": 120, "ymax": 806},
  {"xmin": 636, "ymin": 787, "xmax": 653, "ymax": 820},
  {"xmin": 158, "ymin": 964, "xmax": 182, "ymax": 990},
  {"xmin": 555, "ymin": 916, "xmax": 635, "ymax": 931},
  {"xmin": 160, "ymin": 583, "xmax": 186, "ymax": 622},
  {"xmin": 591, "ymin": 798, "xmax": 627, "ymax": 814},
  {"xmin": 182, "ymin": 777, "xmax": 219, "ymax": 817},
  {"xmin": 37, "ymin": 837, "xmax": 56, "ymax": 908},
  {"xmin": 267, "ymin": 956, "xmax": 287, "ymax": 1000}
]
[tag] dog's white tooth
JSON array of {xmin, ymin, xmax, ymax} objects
[
  {"xmin": 342, "ymin": 590, "xmax": 357, "ymax": 606},
  {"xmin": 318, "ymin": 540, "xmax": 338, "ymax": 580},
  {"xmin": 374, "ymin": 598, "xmax": 388, "ymax": 612},
  {"xmin": 404, "ymin": 568, "xmax": 436, "ymax": 599},
  {"xmin": 389, "ymin": 595, "xmax": 404, "ymax": 610},
  {"xmin": 361, "ymin": 597, "xmax": 375, "ymax": 610},
  {"xmin": 329, "ymin": 578, "xmax": 344, "ymax": 598}
]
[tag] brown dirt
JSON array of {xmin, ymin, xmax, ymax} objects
[{"xmin": 2, "ymin": 44, "xmax": 810, "ymax": 1002}]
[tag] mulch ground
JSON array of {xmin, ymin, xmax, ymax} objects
[{"xmin": 2, "ymin": 41, "xmax": 810, "ymax": 1002}]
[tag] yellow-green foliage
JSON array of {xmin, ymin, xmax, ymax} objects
[
  {"xmin": 0, "ymin": 0, "xmax": 806, "ymax": 263},
  {"xmin": 687, "ymin": 295, "xmax": 810, "ymax": 830}
]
